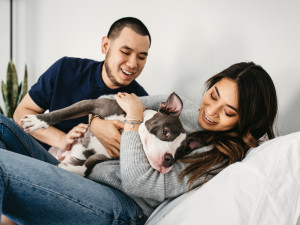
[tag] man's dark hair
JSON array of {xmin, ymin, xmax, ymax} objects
[{"xmin": 107, "ymin": 17, "xmax": 151, "ymax": 46}]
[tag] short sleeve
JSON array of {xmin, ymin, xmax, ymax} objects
[{"xmin": 29, "ymin": 58, "xmax": 64, "ymax": 110}]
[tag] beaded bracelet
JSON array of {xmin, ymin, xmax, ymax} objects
[{"xmin": 89, "ymin": 114, "xmax": 104, "ymax": 126}]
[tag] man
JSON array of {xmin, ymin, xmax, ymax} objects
[
  {"xmin": 13, "ymin": 17, "xmax": 151, "ymax": 157},
  {"xmin": 0, "ymin": 16, "xmax": 150, "ymax": 225}
]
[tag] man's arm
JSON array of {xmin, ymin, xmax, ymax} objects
[{"xmin": 14, "ymin": 93, "xmax": 85, "ymax": 150}]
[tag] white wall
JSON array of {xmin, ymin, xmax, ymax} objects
[{"xmin": 0, "ymin": 0, "xmax": 299, "ymax": 135}]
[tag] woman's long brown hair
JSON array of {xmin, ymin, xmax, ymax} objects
[{"xmin": 179, "ymin": 62, "xmax": 278, "ymax": 189}]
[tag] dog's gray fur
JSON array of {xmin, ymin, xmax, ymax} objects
[{"xmin": 21, "ymin": 93, "xmax": 188, "ymax": 176}]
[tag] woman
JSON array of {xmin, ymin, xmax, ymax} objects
[{"xmin": 0, "ymin": 62, "xmax": 277, "ymax": 224}]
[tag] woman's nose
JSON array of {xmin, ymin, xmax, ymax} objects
[{"xmin": 206, "ymin": 105, "xmax": 220, "ymax": 118}]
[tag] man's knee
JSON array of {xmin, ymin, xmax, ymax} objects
[{"xmin": 0, "ymin": 114, "xmax": 12, "ymax": 125}]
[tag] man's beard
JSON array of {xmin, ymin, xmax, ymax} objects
[{"xmin": 104, "ymin": 50, "xmax": 126, "ymax": 88}]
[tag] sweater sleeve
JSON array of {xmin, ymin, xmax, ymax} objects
[
  {"xmin": 140, "ymin": 94, "xmax": 202, "ymax": 133},
  {"xmin": 119, "ymin": 131, "xmax": 210, "ymax": 201}
]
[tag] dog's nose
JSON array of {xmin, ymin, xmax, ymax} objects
[{"xmin": 163, "ymin": 153, "xmax": 174, "ymax": 168}]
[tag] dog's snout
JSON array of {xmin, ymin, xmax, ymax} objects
[{"xmin": 163, "ymin": 153, "xmax": 174, "ymax": 168}]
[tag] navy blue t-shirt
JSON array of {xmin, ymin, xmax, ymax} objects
[{"xmin": 29, "ymin": 57, "xmax": 148, "ymax": 148}]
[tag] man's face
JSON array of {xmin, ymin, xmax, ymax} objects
[{"xmin": 101, "ymin": 27, "xmax": 150, "ymax": 89}]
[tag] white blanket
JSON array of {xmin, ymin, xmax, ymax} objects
[{"xmin": 146, "ymin": 131, "xmax": 300, "ymax": 225}]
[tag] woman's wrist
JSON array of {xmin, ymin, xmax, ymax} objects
[
  {"xmin": 124, "ymin": 120, "xmax": 141, "ymax": 132},
  {"xmin": 125, "ymin": 115, "xmax": 143, "ymax": 123},
  {"xmin": 125, "ymin": 111, "xmax": 143, "ymax": 122}
]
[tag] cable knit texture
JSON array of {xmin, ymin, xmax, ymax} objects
[{"xmin": 88, "ymin": 94, "xmax": 211, "ymax": 216}]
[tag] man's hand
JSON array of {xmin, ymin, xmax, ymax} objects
[
  {"xmin": 90, "ymin": 118, "xmax": 124, "ymax": 157},
  {"xmin": 59, "ymin": 123, "xmax": 88, "ymax": 150}
]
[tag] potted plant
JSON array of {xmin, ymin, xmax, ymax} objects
[
  {"xmin": 0, "ymin": 0, "xmax": 28, "ymax": 118},
  {"xmin": 0, "ymin": 61, "xmax": 28, "ymax": 118}
]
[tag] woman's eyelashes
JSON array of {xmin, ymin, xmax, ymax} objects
[
  {"xmin": 210, "ymin": 91, "xmax": 235, "ymax": 118},
  {"xmin": 210, "ymin": 92, "xmax": 217, "ymax": 101},
  {"xmin": 224, "ymin": 110, "xmax": 234, "ymax": 117}
]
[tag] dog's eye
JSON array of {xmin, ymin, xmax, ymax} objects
[{"xmin": 163, "ymin": 128, "xmax": 170, "ymax": 138}]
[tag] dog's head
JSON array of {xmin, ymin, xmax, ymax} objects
[{"xmin": 139, "ymin": 92, "xmax": 188, "ymax": 174}]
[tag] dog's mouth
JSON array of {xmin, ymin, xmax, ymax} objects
[
  {"xmin": 157, "ymin": 166, "xmax": 172, "ymax": 174},
  {"xmin": 149, "ymin": 162, "xmax": 173, "ymax": 174},
  {"xmin": 146, "ymin": 153, "xmax": 175, "ymax": 174}
]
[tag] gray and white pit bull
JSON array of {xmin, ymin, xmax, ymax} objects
[{"xmin": 21, "ymin": 93, "xmax": 188, "ymax": 176}]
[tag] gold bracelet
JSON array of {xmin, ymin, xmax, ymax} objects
[
  {"xmin": 126, "ymin": 115, "xmax": 143, "ymax": 123},
  {"xmin": 89, "ymin": 114, "xmax": 104, "ymax": 126}
]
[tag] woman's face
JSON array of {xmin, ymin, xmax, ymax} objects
[{"xmin": 198, "ymin": 77, "xmax": 239, "ymax": 131}]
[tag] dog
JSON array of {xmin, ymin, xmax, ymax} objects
[{"xmin": 21, "ymin": 92, "xmax": 188, "ymax": 176}]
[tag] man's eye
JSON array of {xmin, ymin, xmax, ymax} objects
[
  {"xmin": 121, "ymin": 50, "xmax": 129, "ymax": 55},
  {"xmin": 138, "ymin": 56, "xmax": 146, "ymax": 60}
]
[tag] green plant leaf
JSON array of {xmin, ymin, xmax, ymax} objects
[
  {"xmin": 6, "ymin": 62, "xmax": 13, "ymax": 112},
  {"xmin": 2, "ymin": 61, "xmax": 28, "ymax": 118},
  {"xmin": 6, "ymin": 61, "xmax": 19, "ymax": 117},
  {"xmin": 11, "ymin": 62, "xmax": 19, "ymax": 116},
  {"xmin": 0, "ymin": 106, "xmax": 3, "ymax": 115},
  {"xmin": 17, "ymin": 83, "xmax": 22, "ymax": 103},
  {"xmin": 1, "ymin": 81, "xmax": 9, "ymax": 116},
  {"xmin": 18, "ymin": 64, "xmax": 28, "ymax": 104},
  {"xmin": 22, "ymin": 64, "xmax": 28, "ymax": 98}
]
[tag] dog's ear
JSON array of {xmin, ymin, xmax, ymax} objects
[
  {"xmin": 188, "ymin": 140, "xmax": 202, "ymax": 151},
  {"xmin": 159, "ymin": 92, "xmax": 183, "ymax": 117},
  {"xmin": 175, "ymin": 138, "xmax": 203, "ymax": 159}
]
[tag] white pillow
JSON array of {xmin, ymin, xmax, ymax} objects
[{"xmin": 146, "ymin": 131, "xmax": 300, "ymax": 225}]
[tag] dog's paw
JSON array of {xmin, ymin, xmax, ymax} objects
[
  {"xmin": 58, "ymin": 163, "xmax": 86, "ymax": 176},
  {"xmin": 20, "ymin": 115, "xmax": 49, "ymax": 132},
  {"xmin": 58, "ymin": 163, "xmax": 68, "ymax": 170}
]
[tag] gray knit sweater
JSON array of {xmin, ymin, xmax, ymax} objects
[{"xmin": 88, "ymin": 95, "xmax": 211, "ymax": 216}]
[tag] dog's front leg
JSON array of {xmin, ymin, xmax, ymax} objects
[
  {"xmin": 21, "ymin": 98, "xmax": 125, "ymax": 132},
  {"xmin": 21, "ymin": 99, "xmax": 99, "ymax": 132},
  {"xmin": 37, "ymin": 99, "xmax": 100, "ymax": 125}
]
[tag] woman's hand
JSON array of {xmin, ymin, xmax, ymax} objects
[
  {"xmin": 59, "ymin": 123, "xmax": 88, "ymax": 150},
  {"xmin": 114, "ymin": 92, "xmax": 145, "ymax": 121}
]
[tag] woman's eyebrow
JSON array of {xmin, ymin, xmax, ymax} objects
[
  {"xmin": 215, "ymin": 86, "xmax": 238, "ymax": 112},
  {"xmin": 214, "ymin": 86, "xmax": 220, "ymax": 97}
]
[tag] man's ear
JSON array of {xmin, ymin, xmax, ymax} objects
[{"xmin": 101, "ymin": 36, "xmax": 109, "ymax": 54}]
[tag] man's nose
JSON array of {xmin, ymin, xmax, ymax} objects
[{"xmin": 126, "ymin": 55, "xmax": 137, "ymax": 69}]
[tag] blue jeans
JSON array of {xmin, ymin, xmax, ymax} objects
[{"xmin": 0, "ymin": 114, "xmax": 147, "ymax": 224}]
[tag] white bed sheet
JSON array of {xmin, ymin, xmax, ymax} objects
[{"xmin": 146, "ymin": 131, "xmax": 300, "ymax": 225}]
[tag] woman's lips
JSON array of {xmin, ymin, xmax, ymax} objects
[{"xmin": 202, "ymin": 111, "xmax": 217, "ymax": 125}]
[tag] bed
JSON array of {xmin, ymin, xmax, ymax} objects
[{"xmin": 146, "ymin": 131, "xmax": 300, "ymax": 225}]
